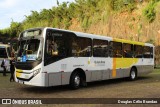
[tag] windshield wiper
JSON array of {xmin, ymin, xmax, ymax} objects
[{"xmin": 22, "ymin": 37, "xmax": 35, "ymax": 56}]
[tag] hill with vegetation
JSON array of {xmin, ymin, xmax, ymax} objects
[{"xmin": 0, "ymin": 0, "xmax": 160, "ymax": 45}]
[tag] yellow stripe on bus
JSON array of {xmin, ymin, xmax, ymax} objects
[
  {"xmin": 116, "ymin": 58, "xmax": 139, "ymax": 68},
  {"xmin": 113, "ymin": 38, "xmax": 145, "ymax": 46}
]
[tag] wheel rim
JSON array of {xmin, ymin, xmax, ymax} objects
[
  {"xmin": 131, "ymin": 70, "xmax": 136, "ymax": 79},
  {"xmin": 74, "ymin": 75, "xmax": 80, "ymax": 86}
]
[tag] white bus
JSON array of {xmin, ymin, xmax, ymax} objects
[
  {"xmin": 0, "ymin": 44, "xmax": 11, "ymax": 71},
  {"xmin": 15, "ymin": 27, "xmax": 154, "ymax": 89}
]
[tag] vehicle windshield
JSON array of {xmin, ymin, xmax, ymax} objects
[
  {"xmin": 0, "ymin": 48, "xmax": 8, "ymax": 58},
  {"xmin": 17, "ymin": 39, "xmax": 42, "ymax": 62}
]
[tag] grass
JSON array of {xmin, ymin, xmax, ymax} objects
[{"xmin": 151, "ymin": 69, "xmax": 160, "ymax": 74}]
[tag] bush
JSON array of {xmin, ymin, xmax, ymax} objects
[
  {"xmin": 143, "ymin": 1, "xmax": 156, "ymax": 23},
  {"xmin": 110, "ymin": 0, "xmax": 136, "ymax": 12},
  {"xmin": 112, "ymin": 0, "xmax": 124, "ymax": 11}
]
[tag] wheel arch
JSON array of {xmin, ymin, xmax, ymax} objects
[
  {"xmin": 69, "ymin": 68, "xmax": 86, "ymax": 83},
  {"xmin": 130, "ymin": 66, "xmax": 138, "ymax": 78},
  {"xmin": 130, "ymin": 66, "xmax": 138, "ymax": 76}
]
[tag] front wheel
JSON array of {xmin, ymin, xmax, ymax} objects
[
  {"xmin": 129, "ymin": 68, "xmax": 137, "ymax": 81},
  {"xmin": 70, "ymin": 72, "xmax": 81, "ymax": 89}
]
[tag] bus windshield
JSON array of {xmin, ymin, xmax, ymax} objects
[
  {"xmin": 0, "ymin": 48, "xmax": 8, "ymax": 58},
  {"xmin": 17, "ymin": 39, "xmax": 42, "ymax": 62}
]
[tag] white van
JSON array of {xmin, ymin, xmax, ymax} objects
[{"xmin": 0, "ymin": 44, "xmax": 11, "ymax": 72}]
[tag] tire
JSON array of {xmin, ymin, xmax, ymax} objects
[
  {"xmin": 129, "ymin": 68, "xmax": 137, "ymax": 81},
  {"xmin": 70, "ymin": 72, "xmax": 81, "ymax": 89}
]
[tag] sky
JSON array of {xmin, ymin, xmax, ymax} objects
[{"xmin": 0, "ymin": 0, "xmax": 75, "ymax": 29}]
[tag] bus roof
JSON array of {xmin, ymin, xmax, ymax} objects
[
  {"xmin": 45, "ymin": 27, "xmax": 112, "ymax": 40},
  {"xmin": 26, "ymin": 27, "xmax": 154, "ymax": 47},
  {"xmin": 113, "ymin": 38, "xmax": 154, "ymax": 47}
]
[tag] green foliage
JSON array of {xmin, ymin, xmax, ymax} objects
[
  {"xmin": 126, "ymin": 2, "xmax": 136, "ymax": 12},
  {"xmin": 81, "ymin": 16, "xmax": 90, "ymax": 31},
  {"xmin": 146, "ymin": 38, "xmax": 155, "ymax": 44},
  {"xmin": 143, "ymin": 0, "xmax": 160, "ymax": 23},
  {"xmin": 109, "ymin": 0, "xmax": 136, "ymax": 12},
  {"xmin": 112, "ymin": 0, "xmax": 124, "ymax": 11},
  {"xmin": 143, "ymin": 1, "xmax": 156, "ymax": 23},
  {"xmin": 0, "ymin": 21, "xmax": 22, "ymax": 37},
  {"xmin": 10, "ymin": 21, "xmax": 22, "ymax": 37},
  {"xmin": 0, "ymin": 28, "xmax": 10, "ymax": 36},
  {"xmin": 1, "ymin": 0, "xmax": 157, "ymax": 38}
]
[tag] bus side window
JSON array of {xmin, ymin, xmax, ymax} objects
[
  {"xmin": 123, "ymin": 43, "xmax": 134, "ymax": 58},
  {"xmin": 45, "ymin": 29, "xmax": 74, "ymax": 65},
  {"xmin": 72, "ymin": 37, "xmax": 92, "ymax": 57},
  {"xmin": 110, "ymin": 42, "xmax": 123, "ymax": 58},
  {"xmin": 46, "ymin": 31, "xmax": 53, "ymax": 56},
  {"xmin": 134, "ymin": 45, "xmax": 143, "ymax": 58},
  {"xmin": 143, "ymin": 46, "xmax": 151, "ymax": 58},
  {"xmin": 108, "ymin": 42, "xmax": 113, "ymax": 57},
  {"xmin": 72, "ymin": 37, "xmax": 79, "ymax": 56},
  {"xmin": 93, "ymin": 39, "xmax": 108, "ymax": 57}
]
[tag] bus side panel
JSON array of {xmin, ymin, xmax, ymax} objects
[
  {"xmin": 61, "ymin": 72, "xmax": 72, "ymax": 85},
  {"xmin": 137, "ymin": 65, "xmax": 154, "ymax": 76},
  {"xmin": 44, "ymin": 73, "xmax": 49, "ymax": 86},
  {"xmin": 115, "ymin": 69, "xmax": 124, "ymax": 78},
  {"xmin": 140, "ymin": 58, "xmax": 154, "ymax": 75},
  {"xmin": 48, "ymin": 73, "xmax": 61, "ymax": 86},
  {"xmin": 85, "ymin": 71, "xmax": 92, "ymax": 82},
  {"xmin": 121, "ymin": 68, "xmax": 130, "ymax": 78},
  {"xmin": 88, "ymin": 57, "xmax": 112, "ymax": 81},
  {"xmin": 102, "ymin": 69, "xmax": 111, "ymax": 80},
  {"xmin": 88, "ymin": 70, "xmax": 110, "ymax": 82},
  {"xmin": 90, "ymin": 70, "xmax": 102, "ymax": 81}
]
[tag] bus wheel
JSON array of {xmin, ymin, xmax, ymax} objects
[
  {"xmin": 129, "ymin": 68, "xmax": 137, "ymax": 81},
  {"xmin": 70, "ymin": 72, "xmax": 81, "ymax": 89}
]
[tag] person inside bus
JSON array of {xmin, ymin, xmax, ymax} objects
[
  {"xmin": 124, "ymin": 49, "xmax": 133, "ymax": 58},
  {"xmin": 115, "ymin": 50, "xmax": 122, "ymax": 57},
  {"xmin": 51, "ymin": 40, "xmax": 58, "ymax": 56}
]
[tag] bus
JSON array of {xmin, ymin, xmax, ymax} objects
[
  {"xmin": 15, "ymin": 27, "xmax": 154, "ymax": 89},
  {"xmin": 0, "ymin": 44, "xmax": 11, "ymax": 71}
]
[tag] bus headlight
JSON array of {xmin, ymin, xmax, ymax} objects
[{"xmin": 33, "ymin": 68, "xmax": 41, "ymax": 76}]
